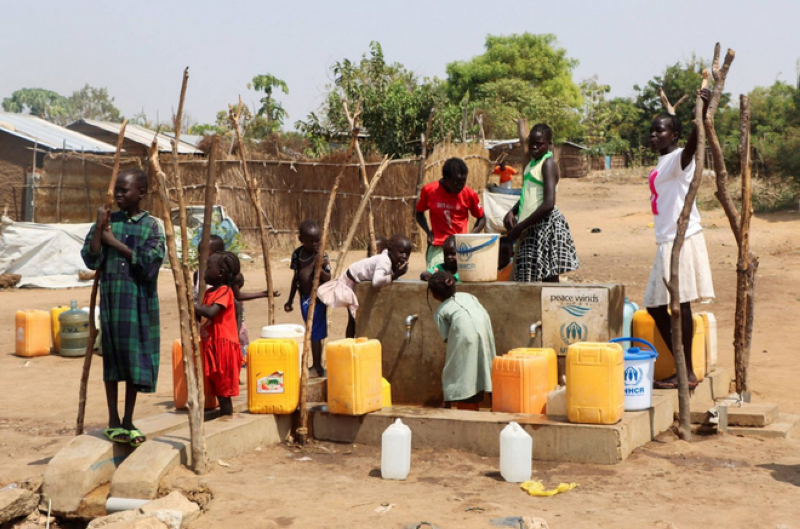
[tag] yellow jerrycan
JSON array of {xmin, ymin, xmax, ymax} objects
[
  {"xmin": 50, "ymin": 305, "xmax": 69, "ymax": 353},
  {"xmin": 631, "ymin": 310, "xmax": 705, "ymax": 382},
  {"xmin": 247, "ymin": 338, "xmax": 300, "ymax": 414},
  {"xmin": 566, "ymin": 342, "xmax": 625, "ymax": 425},
  {"xmin": 508, "ymin": 348, "xmax": 558, "ymax": 392},
  {"xmin": 327, "ymin": 338, "xmax": 383, "ymax": 415},
  {"xmin": 15, "ymin": 310, "xmax": 51, "ymax": 357}
]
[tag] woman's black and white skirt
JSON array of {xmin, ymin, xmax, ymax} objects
[{"xmin": 514, "ymin": 207, "xmax": 580, "ymax": 282}]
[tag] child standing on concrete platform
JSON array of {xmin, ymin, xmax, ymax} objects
[
  {"xmin": 428, "ymin": 271, "xmax": 496, "ymax": 410},
  {"xmin": 82, "ymin": 168, "xmax": 165, "ymax": 447},
  {"xmin": 285, "ymin": 220, "xmax": 331, "ymax": 378}
]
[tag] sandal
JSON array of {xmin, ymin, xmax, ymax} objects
[
  {"xmin": 103, "ymin": 427, "xmax": 131, "ymax": 444},
  {"xmin": 128, "ymin": 428, "xmax": 146, "ymax": 448},
  {"xmin": 653, "ymin": 380, "xmax": 678, "ymax": 390}
]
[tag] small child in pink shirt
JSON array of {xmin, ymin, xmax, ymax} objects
[{"xmin": 318, "ymin": 234, "xmax": 411, "ymax": 337}]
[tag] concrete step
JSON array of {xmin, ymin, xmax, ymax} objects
[
  {"xmin": 111, "ymin": 412, "xmax": 291, "ymax": 500},
  {"xmin": 726, "ymin": 403, "xmax": 780, "ymax": 427},
  {"xmin": 655, "ymin": 367, "xmax": 732, "ymax": 422},
  {"xmin": 726, "ymin": 413, "xmax": 800, "ymax": 439},
  {"xmin": 312, "ymin": 392, "xmax": 675, "ymax": 466}
]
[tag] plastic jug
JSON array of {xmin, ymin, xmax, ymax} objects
[
  {"xmin": 508, "ymin": 348, "xmax": 558, "ymax": 391},
  {"xmin": 382, "ymin": 378, "xmax": 392, "ymax": 408},
  {"xmin": 381, "ymin": 419, "xmax": 411, "ymax": 480},
  {"xmin": 621, "ymin": 297, "xmax": 639, "ymax": 349},
  {"xmin": 172, "ymin": 339, "xmax": 218, "ymax": 410},
  {"xmin": 610, "ymin": 337, "xmax": 658, "ymax": 411},
  {"xmin": 492, "ymin": 355, "xmax": 549, "ymax": 414},
  {"xmin": 327, "ymin": 338, "xmax": 382, "ymax": 415},
  {"xmin": 546, "ymin": 386, "xmax": 567, "ymax": 418},
  {"xmin": 247, "ymin": 338, "xmax": 300, "ymax": 414},
  {"xmin": 15, "ymin": 310, "xmax": 51, "ymax": 357},
  {"xmin": 500, "ymin": 422, "xmax": 532, "ymax": 483},
  {"xmin": 697, "ymin": 312, "xmax": 718, "ymax": 369},
  {"xmin": 566, "ymin": 342, "xmax": 625, "ymax": 425},
  {"xmin": 50, "ymin": 305, "xmax": 69, "ymax": 353},
  {"xmin": 631, "ymin": 310, "xmax": 705, "ymax": 382},
  {"xmin": 261, "ymin": 324, "xmax": 306, "ymax": 370},
  {"xmin": 59, "ymin": 301, "xmax": 90, "ymax": 357}
]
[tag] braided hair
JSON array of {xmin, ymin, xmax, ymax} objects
[
  {"xmin": 655, "ymin": 113, "xmax": 682, "ymax": 139},
  {"xmin": 427, "ymin": 270, "xmax": 457, "ymax": 310},
  {"xmin": 210, "ymin": 251, "xmax": 241, "ymax": 288}
]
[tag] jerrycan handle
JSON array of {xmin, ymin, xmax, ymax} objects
[{"xmin": 610, "ymin": 337, "xmax": 656, "ymax": 354}]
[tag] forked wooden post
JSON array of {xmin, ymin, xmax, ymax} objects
[
  {"xmin": 342, "ymin": 100, "xmax": 377, "ymax": 255},
  {"xmin": 198, "ymin": 135, "xmax": 219, "ymax": 300},
  {"xmin": 296, "ymin": 124, "xmax": 361, "ymax": 446},
  {"xmin": 229, "ymin": 98, "xmax": 276, "ymax": 324},
  {"xmin": 76, "ymin": 120, "xmax": 127, "ymax": 436}
]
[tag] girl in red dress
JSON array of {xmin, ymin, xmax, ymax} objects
[{"xmin": 195, "ymin": 251, "xmax": 241, "ymax": 415}]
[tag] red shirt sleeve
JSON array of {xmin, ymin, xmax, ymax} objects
[
  {"xmin": 416, "ymin": 184, "xmax": 430, "ymax": 213},
  {"xmin": 466, "ymin": 187, "xmax": 484, "ymax": 218},
  {"xmin": 205, "ymin": 286, "xmax": 232, "ymax": 309},
  {"xmin": 493, "ymin": 166, "xmax": 501, "ymax": 175}
]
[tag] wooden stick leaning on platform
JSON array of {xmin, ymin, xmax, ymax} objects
[
  {"xmin": 149, "ymin": 141, "xmax": 207, "ymax": 474},
  {"xmin": 665, "ymin": 70, "xmax": 709, "ymax": 441},
  {"xmin": 342, "ymin": 99, "xmax": 377, "ymax": 256},
  {"xmin": 296, "ymin": 119, "xmax": 361, "ymax": 446},
  {"xmin": 76, "ymin": 120, "xmax": 127, "ymax": 436},
  {"xmin": 334, "ymin": 155, "xmax": 392, "ymax": 277},
  {"xmin": 197, "ymin": 135, "xmax": 219, "ymax": 300},
  {"xmin": 229, "ymin": 98, "xmax": 276, "ymax": 324},
  {"xmin": 172, "ymin": 67, "xmax": 205, "ymax": 413}
]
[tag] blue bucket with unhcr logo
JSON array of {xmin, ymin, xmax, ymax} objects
[{"xmin": 610, "ymin": 338, "xmax": 657, "ymax": 411}]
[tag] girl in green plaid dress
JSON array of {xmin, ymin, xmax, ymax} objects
[{"xmin": 82, "ymin": 169, "xmax": 165, "ymax": 447}]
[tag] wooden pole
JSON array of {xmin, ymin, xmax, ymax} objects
[
  {"xmin": 149, "ymin": 142, "xmax": 207, "ymax": 474},
  {"xmin": 229, "ymin": 98, "xmax": 276, "ymax": 324},
  {"xmin": 666, "ymin": 70, "xmax": 709, "ymax": 441},
  {"xmin": 197, "ymin": 136, "xmax": 219, "ymax": 301},
  {"xmin": 82, "ymin": 148, "xmax": 92, "ymax": 222},
  {"xmin": 171, "ymin": 67, "xmax": 205, "ymax": 414},
  {"xmin": 342, "ymin": 100, "xmax": 377, "ymax": 255},
  {"xmin": 57, "ymin": 140, "xmax": 65, "ymax": 223},
  {"xmin": 296, "ymin": 124, "xmax": 361, "ymax": 446},
  {"xmin": 76, "ymin": 120, "xmax": 127, "ymax": 436},
  {"xmin": 515, "ymin": 118, "xmax": 530, "ymax": 166},
  {"xmin": 334, "ymin": 156, "xmax": 391, "ymax": 277}
]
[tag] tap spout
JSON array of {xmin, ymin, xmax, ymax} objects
[
  {"xmin": 405, "ymin": 314, "xmax": 419, "ymax": 339},
  {"xmin": 529, "ymin": 321, "xmax": 542, "ymax": 339}
]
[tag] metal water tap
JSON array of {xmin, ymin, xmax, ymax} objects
[
  {"xmin": 529, "ymin": 321, "xmax": 542, "ymax": 339},
  {"xmin": 405, "ymin": 314, "xmax": 419, "ymax": 339}
]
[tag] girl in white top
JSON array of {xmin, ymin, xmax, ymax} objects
[
  {"xmin": 645, "ymin": 88, "xmax": 715, "ymax": 390},
  {"xmin": 318, "ymin": 234, "xmax": 411, "ymax": 338}
]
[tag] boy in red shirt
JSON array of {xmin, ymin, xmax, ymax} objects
[{"xmin": 415, "ymin": 157, "xmax": 486, "ymax": 269}]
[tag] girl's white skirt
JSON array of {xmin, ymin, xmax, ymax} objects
[
  {"xmin": 644, "ymin": 232, "xmax": 715, "ymax": 308},
  {"xmin": 317, "ymin": 274, "xmax": 359, "ymax": 318}
]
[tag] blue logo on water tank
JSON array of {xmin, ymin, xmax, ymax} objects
[{"xmin": 624, "ymin": 366, "xmax": 643, "ymax": 386}]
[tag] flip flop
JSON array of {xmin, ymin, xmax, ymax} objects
[
  {"xmin": 103, "ymin": 427, "xmax": 130, "ymax": 444},
  {"xmin": 688, "ymin": 380, "xmax": 700, "ymax": 390},
  {"xmin": 653, "ymin": 380, "xmax": 678, "ymax": 390},
  {"xmin": 129, "ymin": 428, "xmax": 146, "ymax": 448}
]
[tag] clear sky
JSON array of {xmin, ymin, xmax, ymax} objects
[{"xmin": 2, "ymin": 0, "xmax": 797, "ymax": 131}]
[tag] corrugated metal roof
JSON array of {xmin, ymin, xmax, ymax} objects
[
  {"xmin": 70, "ymin": 119, "xmax": 203, "ymax": 154},
  {"xmin": 0, "ymin": 112, "xmax": 119, "ymax": 153},
  {"xmin": 164, "ymin": 131, "xmax": 205, "ymax": 147}
]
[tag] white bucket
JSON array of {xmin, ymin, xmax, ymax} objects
[
  {"xmin": 261, "ymin": 324, "xmax": 306, "ymax": 370},
  {"xmin": 611, "ymin": 338, "xmax": 658, "ymax": 411},
  {"xmin": 454, "ymin": 234, "xmax": 499, "ymax": 282}
]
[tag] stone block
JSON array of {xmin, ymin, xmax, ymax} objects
[
  {"xmin": 140, "ymin": 491, "xmax": 199, "ymax": 529},
  {"xmin": 0, "ymin": 488, "xmax": 39, "ymax": 524},
  {"xmin": 726, "ymin": 403, "xmax": 779, "ymax": 427},
  {"xmin": 727, "ymin": 414, "xmax": 800, "ymax": 439}
]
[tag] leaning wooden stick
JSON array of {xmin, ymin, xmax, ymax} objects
[
  {"xmin": 229, "ymin": 98, "xmax": 276, "ymax": 324},
  {"xmin": 666, "ymin": 70, "xmax": 709, "ymax": 441},
  {"xmin": 296, "ymin": 123, "xmax": 361, "ymax": 446},
  {"xmin": 197, "ymin": 135, "xmax": 219, "ymax": 300},
  {"xmin": 342, "ymin": 100, "xmax": 377, "ymax": 255},
  {"xmin": 334, "ymin": 155, "xmax": 392, "ymax": 277},
  {"xmin": 76, "ymin": 119, "xmax": 127, "ymax": 436},
  {"xmin": 171, "ymin": 67, "xmax": 205, "ymax": 412},
  {"xmin": 149, "ymin": 141, "xmax": 207, "ymax": 474}
]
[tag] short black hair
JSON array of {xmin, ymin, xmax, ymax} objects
[
  {"xmin": 529, "ymin": 123, "xmax": 553, "ymax": 143},
  {"xmin": 119, "ymin": 168, "xmax": 148, "ymax": 193},
  {"xmin": 211, "ymin": 251, "xmax": 241, "ymax": 287},
  {"xmin": 442, "ymin": 158, "xmax": 468, "ymax": 181},
  {"xmin": 654, "ymin": 113, "xmax": 682, "ymax": 139},
  {"xmin": 427, "ymin": 271, "xmax": 457, "ymax": 308},
  {"xmin": 299, "ymin": 219, "xmax": 321, "ymax": 238},
  {"xmin": 443, "ymin": 235, "xmax": 456, "ymax": 249},
  {"xmin": 209, "ymin": 234, "xmax": 225, "ymax": 251}
]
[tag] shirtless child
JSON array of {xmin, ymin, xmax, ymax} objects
[{"xmin": 285, "ymin": 220, "xmax": 331, "ymax": 377}]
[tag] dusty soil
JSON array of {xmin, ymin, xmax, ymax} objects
[{"xmin": 2, "ymin": 175, "xmax": 799, "ymax": 528}]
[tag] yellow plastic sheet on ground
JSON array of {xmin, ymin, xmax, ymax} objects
[{"xmin": 520, "ymin": 481, "xmax": 578, "ymax": 497}]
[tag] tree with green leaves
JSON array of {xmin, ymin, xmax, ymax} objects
[
  {"xmin": 68, "ymin": 84, "xmax": 123, "ymax": 122},
  {"xmin": 2, "ymin": 88, "xmax": 72, "ymax": 124},
  {"xmin": 249, "ymin": 74, "xmax": 289, "ymax": 132}
]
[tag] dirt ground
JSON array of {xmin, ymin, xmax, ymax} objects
[{"xmin": 2, "ymin": 175, "xmax": 799, "ymax": 528}]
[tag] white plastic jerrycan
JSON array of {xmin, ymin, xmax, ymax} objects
[
  {"xmin": 500, "ymin": 422, "xmax": 532, "ymax": 483},
  {"xmin": 381, "ymin": 418, "xmax": 412, "ymax": 480}
]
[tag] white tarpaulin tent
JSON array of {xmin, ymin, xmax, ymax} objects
[
  {"xmin": 482, "ymin": 190, "xmax": 519, "ymax": 234},
  {"xmin": 0, "ymin": 218, "xmax": 94, "ymax": 288}
]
